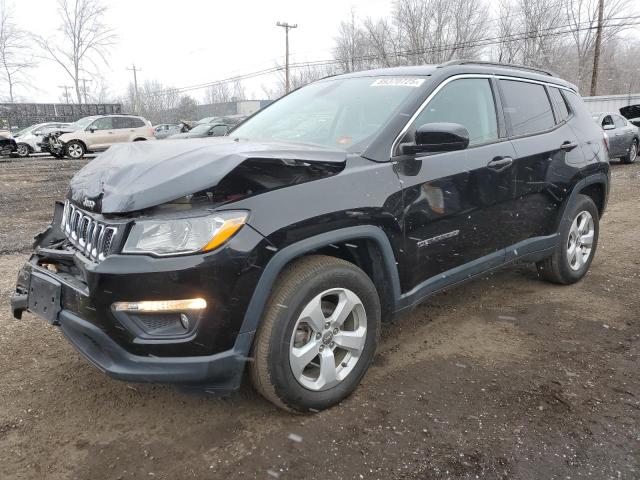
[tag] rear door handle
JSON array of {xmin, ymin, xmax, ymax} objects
[
  {"xmin": 560, "ymin": 141, "xmax": 578, "ymax": 151},
  {"xmin": 615, "ymin": 133, "xmax": 623, "ymax": 136},
  {"xmin": 487, "ymin": 156, "xmax": 513, "ymax": 171}
]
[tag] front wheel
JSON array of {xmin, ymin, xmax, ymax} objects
[
  {"xmin": 621, "ymin": 138, "xmax": 638, "ymax": 164},
  {"xmin": 536, "ymin": 194, "xmax": 599, "ymax": 284},
  {"xmin": 65, "ymin": 141, "xmax": 85, "ymax": 159},
  {"xmin": 250, "ymin": 255, "xmax": 381, "ymax": 412},
  {"xmin": 16, "ymin": 143, "xmax": 30, "ymax": 158}
]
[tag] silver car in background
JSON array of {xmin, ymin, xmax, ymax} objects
[
  {"xmin": 592, "ymin": 112, "xmax": 639, "ymax": 164},
  {"xmin": 14, "ymin": 122, "xmax": 70, "ymax": 158}
]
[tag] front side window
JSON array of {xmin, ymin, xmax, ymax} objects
[
  {"xmin": 602, "ymin": 115, "xmax": 614, "ymax": 128},
  {"xmin": 91, "ymin": 117, "xmax": 113, "ymax": 131},
  {"xmin": 231, "ymin": 76, "xmax": 423, "ymax": 152},
  {"xmin": 500, "ymin": 80, "xmax": 555, "ymax": 136},
  {"xmin": 412, "ymin": 78, "xmax": 498, "ymax": 147}
]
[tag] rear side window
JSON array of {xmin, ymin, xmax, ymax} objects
[
  {"xmin": 113, "ymin": 117, "xmax": 132, "ymax": 129},
  {"xmin": 548, "ymin": 87, "xmax": 570, "ymax": 123},
  {"xmin": 413, "ymin": 78, "xmax": 498, "ymax": 146},
  {"xmin": 130, "ymin": 117, "xmax": 146, "ymax": 128},
  {"xmin": 500, "ymin": 80, "xmax": 555, "ymax": 136}
]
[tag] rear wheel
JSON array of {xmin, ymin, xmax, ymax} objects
[
  {"xmin": 536, "ymin": 194, "xmax": 599, "ymax": 284},
  {"xmin": 250, "ymin": 255, "xmax": 381, "ymax": 412},
  {"xmin": 621, "ymin": 138, "xmax": 638, "ymax": 164},
  {"xmin": 16, "ymin": 143, "xmax": 30, "ymax": 158},
  {"xmin": 65, "ymin": 141, "xmax": 85, "ymax": 159}
]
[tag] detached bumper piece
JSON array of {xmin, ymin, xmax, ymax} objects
[{"xmin": 59, "ymin": 311, "xmax": 252, "ymax": 394}]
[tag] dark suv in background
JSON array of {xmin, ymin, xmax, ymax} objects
[{"xmin": 11, "ymin": 61, "xmax": 609, "ymax": 412}]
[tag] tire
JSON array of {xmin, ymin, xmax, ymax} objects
[
  {"xmin": 621, "ymin": 138, "xmax": 638, "ymax": 164},
  {"xmin": 65, "ymin": 141, "xmax": 85, "ymax": 159},
  {"xmin": 536, "ymin": 194, "xmax": 599, "ymax": 285},
  {"xmin": 250, "ymin": 255, "xmax": 381, "ymax": 412},
  {"xmin": 16, "ymin": 143, "xmax": 30, "ymax": 158}
]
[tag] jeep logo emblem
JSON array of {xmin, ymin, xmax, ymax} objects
[{"xmin": 83, "ymin": 199, "xmax": 96, "ymax": 209}]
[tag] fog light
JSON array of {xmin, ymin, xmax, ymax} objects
[
  {"xmin": 112, "ymin": 298, "xmax": 207, "ymax": 312},
  {"xmin": 179, "ymin": 313, "xmax": 190, "ymax": 330}
]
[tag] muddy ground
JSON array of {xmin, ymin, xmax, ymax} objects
[{"xmin": 0, "ymin": 157, "xmax": 638, "ymax": 480}]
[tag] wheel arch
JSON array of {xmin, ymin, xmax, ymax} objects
[
  {"xmin": 556, "ymin": 173, "xmax": 609, "ymax": 232},
  {"xmin": 237, "ymin": 226, "xmax": 402, "ymax": 337}
]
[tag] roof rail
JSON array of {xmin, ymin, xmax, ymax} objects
[{"xmin": 438, "ymin": 60, "xmax": 556, "ymax": 77}]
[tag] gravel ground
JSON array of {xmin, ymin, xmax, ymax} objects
[{"xmin": 0, "ymin": 157, "xmax": 638, "ymax": 480}]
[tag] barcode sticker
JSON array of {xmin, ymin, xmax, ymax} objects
[{"xmin": 371, "ymin": 78, "xmax": 425, "ymax": 87}]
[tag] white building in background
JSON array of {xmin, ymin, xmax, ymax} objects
[{"xmin": 582, "ymin": 93, "xmax": 640, "ymax": 113}]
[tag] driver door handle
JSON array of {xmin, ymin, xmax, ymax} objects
[
  {"xmin": 487, "ymin": 156, "xmax": 513, "ymax": 171},
  {"xmin": 561, "ymin": 140, "xmax": 578, "ymax": 151}
]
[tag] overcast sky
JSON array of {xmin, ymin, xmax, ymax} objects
[{"xmin": 12, "ymin": 0, "xmax": 393, "ymax": 103}]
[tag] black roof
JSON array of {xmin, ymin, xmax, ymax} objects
[{"xmin": 331, "ymin": 60, "xmax": 577, "ymax": 91}]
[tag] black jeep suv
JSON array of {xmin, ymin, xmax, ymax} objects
[{"xmin": 11, "ymin": 61, "xmax": 609, "ymax": 412}]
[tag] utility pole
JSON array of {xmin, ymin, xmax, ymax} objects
[
  {"xmin": 276, "ymin": 21, "xmax": 298, "ymax": 94},
  {"xmin": 127, "ymin": 64, "xmax": 141, "ymax": 113},
  {"xmin": 58, "ymin": 85, "xmax": 72, "ymax": 104},
  {"xmin": 79, "ymin": 78, "xmax": 91, "ymax": 104},
  {"xmin": 590, "ymin": 0, "xmax": 604, "ymax": 96}
]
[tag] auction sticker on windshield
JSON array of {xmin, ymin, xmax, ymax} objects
[{"xmin": 371, "ymin": 78, "xmax": 425, "ymax": 87}]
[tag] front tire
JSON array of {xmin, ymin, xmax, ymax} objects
[
  {"xmin": 621, "ymin": 138, "xmax": 638, "ymax": 164},
  {"xmin": 16, "ymin": 143, "xmax": 30, "ymax": 158},
  {"xmin": 250, "ymin": 255, "xmax": 381, "ymax": 412},
  {"xmin": 65, "ymin": 141, "xmax": 85, "ymax": 159},
  {"xmin": 536, "ymin": 194, "xmax": 599, "ymax": 284}
]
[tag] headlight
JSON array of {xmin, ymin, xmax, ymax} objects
[{"xmin": 122, "ymin": 211, "xmax": 248, "ymax": 256}]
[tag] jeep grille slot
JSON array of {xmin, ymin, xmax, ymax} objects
[{"xmin": 61, "ymin": 200, "xmax": 119, "ymax": 261}]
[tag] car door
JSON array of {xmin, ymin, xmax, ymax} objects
[
  {"xmin": 86, "ymin": 117, "xmax": 114, "ymax": 149},
  {"xmin": 395, "ymin": 76, "xmax": 518, "ymax": 289},
  {"xmin": 600, "ymin": 115, "xmax": 623, "ymax": 157},
  {"xmin": 112, "ymin": 117, "xmax": 134, "ymax": 143},
  {"xmin": 501, "ymin": 80, "xmax": 586, "ymax": 243},
  {"xmin": 611, "ymin": 114, "xmax": 633, "ymax": 157}
]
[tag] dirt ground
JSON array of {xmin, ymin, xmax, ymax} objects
[{"xmin": 0, "ymin": 157, "xmax": 638, "ymax": 480}]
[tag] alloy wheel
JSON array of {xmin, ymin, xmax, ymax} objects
[
  {"xmin": 630, "ymin": 141, "xmax": 638, "ymax": 162},
  {"xmin": 566, "ymin": 210, "xmax": 595, "ymax": 271},
  {"xmin": 289, "ymin": 288, "xmax": 367, "ymax": 391},
  {"xmin": 67, "ymin": 144, "xmax": 84, "ymax": 159},
  {"xmin": 16, "ymin": 144, "xmax": 29, "ymax": 157}
]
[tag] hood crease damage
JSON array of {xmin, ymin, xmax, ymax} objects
[{"xmin": 69, "ymin": 138, "xmax": 346, "ymax": 214}]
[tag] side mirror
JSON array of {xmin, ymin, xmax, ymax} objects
[
  {"xmin": 88, "ymin": 126, "xmax": 97, "ymax": 133},
  {"xmin": 603, "ymin": 124, "xmax": 615, "ymax": 131},
  {"xmin": 405, "ymin": 122, "xmax": 470, "ymax": 154}
]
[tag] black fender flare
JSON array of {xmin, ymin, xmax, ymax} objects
[
  {"xmin": 236, "ymin": 225, "xmax": 402, "ymax": 337},
  {"xmin": 555, "ymin": 172, "xmax": 609, "ymax": 233}
]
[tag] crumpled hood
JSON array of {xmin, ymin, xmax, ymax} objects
[{"xmin": 69, "ymin": 137, "xmax": 347, "ymax": 213}]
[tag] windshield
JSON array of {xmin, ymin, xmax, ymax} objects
[
  {"xmin": 189, "ymin": 124, "xmax": 213, "ymax": 134},
  {"xmin": 231, "ymin": 76, "xmax": 425, "ymax": 151},
  {"xmin": 68, "ymin": 116, "xmax": 99, "ymax": 131}
]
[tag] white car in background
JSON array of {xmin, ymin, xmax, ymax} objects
[{"xmin": 14, "ymin": 122, "xmax": 70, "ymax": 158}]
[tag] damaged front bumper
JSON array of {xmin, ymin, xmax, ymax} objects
[{"xmin": 10, "ymin": 216, "xmax": 269, "ymax": 394}]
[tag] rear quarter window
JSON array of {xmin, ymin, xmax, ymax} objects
[
  {"xmin": 131, "ymin": 118, "xmax": 146, "ymax": 128},
  {"xmin": 549, "ymin": 87, "xmax": 570, "ymax": 123},
  {"xmin": 500, "ymin": 80, "xmax": 555, "ymax": 136}
]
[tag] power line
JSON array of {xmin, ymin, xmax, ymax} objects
[{"xmin": 146, "ymin": 16, "xmax": 640, "ymax": 99}]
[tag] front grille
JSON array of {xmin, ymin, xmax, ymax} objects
[{"xmin": 61, "ymin": 200, "xmax": 119, "ymax": 262}]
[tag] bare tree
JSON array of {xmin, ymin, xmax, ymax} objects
[
  {"xmin": 565, "ymin": 0, "xmax": 635, "ymax": 91},
  {"xmin": 36, "ymin": 0, "xmax": 116, "ymax": 104},
  {"xmin": 203, "ymin": 82, "xmax": 232, "ymax": 105},
  {"xmin": 0, "ymin": 0, "xmax": 34, "ymax": 102},
  {"xmin": 333, "ymin": 9, "xmax": 371, "ymax": 72}
]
